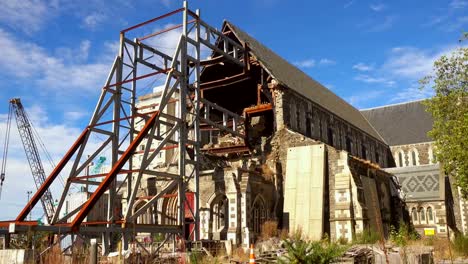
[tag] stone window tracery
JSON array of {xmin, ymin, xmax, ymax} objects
[
  {"xmin": 419, "ymin": 207, "xmax": 426, "ymax": 223},
  {"xmin": 251, "ymin": 196, "xmax": 266, "ymax": 234},
  {"xmin": 212, "ymin": 195, "xmax": 228, "ymax": 232},
  {"xmin": 427, "ymin": 207, "xmax": 434, "ymax": 223},
  {"xmin": 409, "ymin": 148, "xmax": 419, "ymax": 166},
  {"xmin": 411, "ymin": 207, "xmax": 418, "ymax": 223}
]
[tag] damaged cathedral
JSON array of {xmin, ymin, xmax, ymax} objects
[{"xmin": 123, "ymin": 21, "xmax": 410, "ymax": 247}]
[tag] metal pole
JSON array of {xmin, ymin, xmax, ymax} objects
[
  {"xmin": 89, "ymin": 238, "xmax": 98, "ymax": 264},
  {"xmin": 177, "ymin": 0, "xmax": 188, "ymax": 242},
  {"xmin": 27, "ymin": 191, "xmax": 32, "ymax": 221},
  {"xmin": 85, "ymin": 155, "xmax": 92, "ymax": 195},
  {"xmin": 193, "ymin": 7, "xmax": 201, "ymax": 241}
]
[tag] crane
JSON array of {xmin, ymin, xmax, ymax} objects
[{"xmin": 0, "ymin": 98, "xmax": 55, "ymax": 222}]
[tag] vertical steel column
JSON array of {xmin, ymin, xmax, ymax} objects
[
  {"xmin": 124, "ymin": 38, "xmax": 138, "ymax": 251},
  {"xmin": 103, "ymin": 32, "xmax": 124, "ymax": 255},
  {"xmin": 193, "ymin": 8, "xmax": 201, "ymax": 241},
  {"xmin": 177, "ymin": 0, "xmax": 189, "ymax": 240}
]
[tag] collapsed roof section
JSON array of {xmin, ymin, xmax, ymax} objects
[{"xmin": 200, "ymin": 21, "xmax": 386, "ymax": 146}]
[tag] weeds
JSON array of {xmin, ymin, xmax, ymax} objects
[
  {"xmin": 389, "ymin": 223, "xmax": 419, "ymax": 247},
  {"xmin": 453, "ymin": 233, "xmax": 468, "ymax": 257},
  {"xmin": 354, "ymin": 229, "xmax": 381, "ymax": 244},
  {"xmin": 277, "ymin": 230, "xmax": 347, "ymax": 264}
]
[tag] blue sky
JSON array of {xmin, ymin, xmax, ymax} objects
[{"xmin": 0, "ymin": 0, "xmax": 466, "ymax": 220}]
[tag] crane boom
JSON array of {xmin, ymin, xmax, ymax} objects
[
  {"xmin": 10, "ymin": 98, "xmax": 55, "ymax": 222},
  {"xmin": 0, "ymin": 103, "xmax": 13, "ymax": 199}
]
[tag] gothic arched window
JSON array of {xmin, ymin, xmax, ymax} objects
[
  {"xmin": 411, "ymin": 207, "xmax": 418, "ymax": 223},
  {"xmin": 419, "ymin": 207, "xmax": 426, "ymax": 223},
  {"xmin": 427, "ymin": 207, "xmax": 434, "ymax": 222}
]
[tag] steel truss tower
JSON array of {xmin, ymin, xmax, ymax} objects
[{"xmin": 1, "ymin": 2, "xmax": 247, "ymax": 254}]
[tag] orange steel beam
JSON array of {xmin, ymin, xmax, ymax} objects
[
  {"xmin": 133, "ymin": 144, "xmax": 179, "ymax": 154},
  {"xmin": 71, "ymin": 111, "xmax": 160, "ymax": 231},
  {"xmin": 244, "ymin": 103, "xmax": 273, "ymax": 116},
  {"xmin": 136, "ymin": 98, "xmax": 178, "ymax": 111},
  {"xmin": 103, "ymin": 69, "xmax": 169, "ymax": 91},
  {"xmin": 89, "ymin": 110, "xmax": 158, "ymax": 128},
  {"xmin": 137, "ymin": 19, "xmax": 196, "ymax": 41},
  {"xmin": 16, "ymin": 128, "xmax": 88, "ymax": 221},
  {"xmin": 121, "ymin": 8, "xmax": 185, "ymax": 33},
  {"xmin": 200, "ymin": 72, "xmax": 250, "ymax": 90},
  {"xmin": 72, "ymin": 169, "xmax": 139, "ymax": 180},
  {"xmin": 0, "ymin": 220, "xmax": 39, "ymax": 227}
]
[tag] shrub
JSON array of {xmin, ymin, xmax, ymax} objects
[
  {"xmin": 389, "ymin": 223, "xmax": 419, "ymax": 247},
  {"xmin": 278, "ymin": 230, "xmax": 347, "ymax": 264},
  {"xmin": 453, "ymin": 233, "xmax": 468, "ymax": 257},
  {"xmin": 354, "ymin": 229, "xmax": 381, "ymax": 244}
]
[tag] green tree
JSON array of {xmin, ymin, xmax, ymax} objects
[{"xmin": 420, "ymin": 42, "xmax": 468, "ymax": 196}]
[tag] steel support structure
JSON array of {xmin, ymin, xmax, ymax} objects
[{"xmin": 4, "ymin": 2, "xmax": 246, "ymax": 255}]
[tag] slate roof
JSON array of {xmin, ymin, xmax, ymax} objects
[
  {"xmin": 224, "ymin": 21, "xmax": 385, "ymax": 143},
  {"xmin": 361, "ymin": 100, "xmax": 434, "ymax": 146}
]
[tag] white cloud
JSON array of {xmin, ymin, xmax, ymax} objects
[
  {"xmin": 0, "ymin": 104, "xmax": 82, "ymax": 219},
  {"xmin": 344, "ymin": 0, "xmax": 355, "ymax": 8},
  {"xmin": 64, "ymin": 111, "xmax": 88, "ymax": 122},
  {"xmin": 319, "ymin": 58, "xmax": 336, "ymax": 65},
  {"xmin": 352, "ymin": 62, "xmax": 374, "ymax": 71},
  {"xmin": 0, "ymin": 29, "xmax": 110, "ymax": 93},
  {"xmin": 391, "ymin": 85, "xmax": 434, "ymax": 103},
  {"xmin": 55, "ymin": 40, "xmax": 91, "ymax": 63},
  {"xmin": 0, "ymin": 0, "xmax": 52, "ymax": 33},
  {"xmin": 368, "ymin": 16, "xmax": 396, "ymax": 32},
  {"xmin": 347, "ymin": 90, "xmax": 384, "ymax": 108},
  {"xmin": 0, "ymin": 104, "xmax": 108, "ymax": 220},
  {"xmin": 82, "ymin": 12, "xmax": 107, "ymax": 30},
  {"xmin": 160, "ymin": 0, "xmax": 172, "ymax": 8},
  {"xmin": 445, "ymin": 16, "xmax": 468, "ymax": 32},
  {"xmin": 422, "ymin": 16, "xmax": 448, "ymax": 27},
  {"xmin": 370, "ymin": 3, "xmax": 386, "ymax": 12},
  {"xmin": 354, "ymin": 74, "xmax": 395, "ymax": 86},
  {"xmin": 450, "ymin": 0, "xmax": 468, "ymax": 9},
  {"xmin": 381, "ymin": 46, "xmax": 457, "ymax": 79},
  {"xmin": 293, "ymin": 59, "xmax": 315, "ymax": 68}
]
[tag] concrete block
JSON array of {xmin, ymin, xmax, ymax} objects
[{"xmin": 0, "ymin": 249, "xmax": 33, "ymax": 264}]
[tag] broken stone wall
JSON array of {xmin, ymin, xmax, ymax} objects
[
  {"xmin": 271, "ymin": 85, "xmax": 390, "ymax": 168},
  {"xmin": 269, "ymin": 128, "xmax": 405, "ymax": 242},
  {"xmin": 197, "ymin": 157, "xmax": 276, "ymax": 247}
]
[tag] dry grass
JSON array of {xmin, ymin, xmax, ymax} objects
[
  {"xmin": 232, "ymin": 246, "xmax": 249, "ymax": 262},
  {"xmin": 430, "ymin": 238, "xmax": 454, "ymax": 261},
  {"xmin": 260, "ymin": 220, "xmax": 279, "ymax": 240},
  {"xmin": 39, "ymin": 245, "xmax": 89, "ymax": 264},
  {"xmin": 408, "ymin": 236, "xmax": 468, "ymax": 261}
]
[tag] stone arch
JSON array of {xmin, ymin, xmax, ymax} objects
[
  {"xmin": 250, "ymin": 194, "xmax": 267, "ymax": 234},
  {"xmin": 209, "ymin": 193, "xmax": 228, "ymax": 240},
  {"xmin": 161, "ymin": 192, "xmax": 178, "ymax": 225},
  {"xmin": 411, "ymin": 207, "xmax": 418, "ymax": 224},
  {"xmin": 394, "ymin": 149, "xmax": 405, "ymax": 167},
  {"xmin": 409, "ymin": 148, "xmax": 419, "ymax": 166},
  {"xmin": 427, "ymin": 206, "xmax": 435, "ymax": 223},
  {"xmin": 418, "ymin": 207, "xmax": 426, "ymax": 224},
  {"xmin": 134, "ymin": 199, "xmax": 153, "ymax": 224}
]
